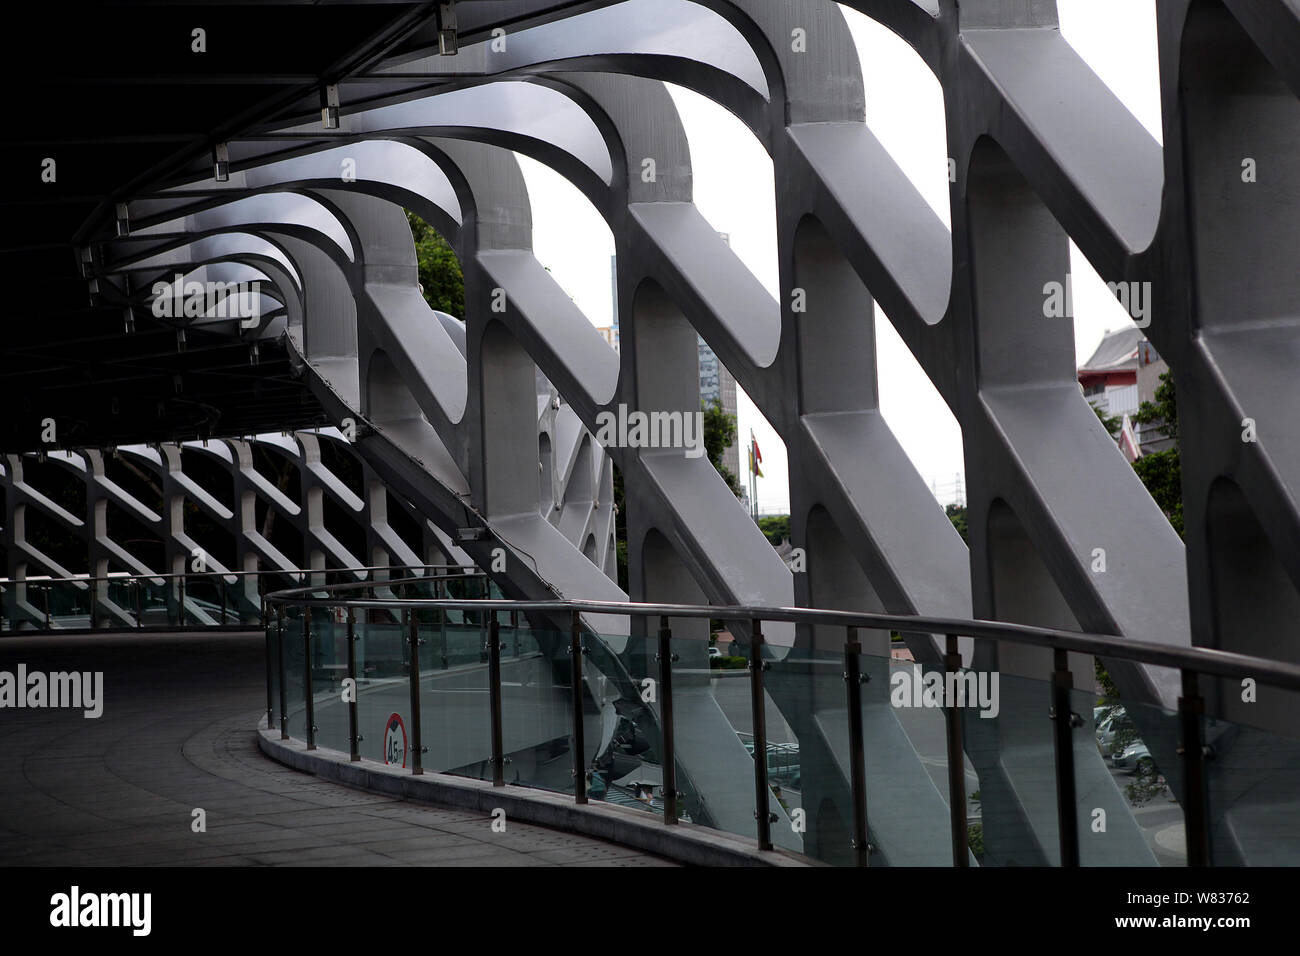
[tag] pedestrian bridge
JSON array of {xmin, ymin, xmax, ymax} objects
[{"xmin": 3, "ymin": 0, "xmax": 1300, "ymax": 868}]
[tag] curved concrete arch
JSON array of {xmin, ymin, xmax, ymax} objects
[
  {"xmin": 132, "ymin": 192, "xmax": 357, "ymax": 264},
  {"xmin": 281, "ymin": 81, "xmax": 615, "ymax": 187},
  {"xmin": 73, "ymin": 0, "xmax": 1300, "ymax": 866},
  {"xmin": 839, "ymin": 0, "xmax": 942, "ymax": 72},
  {"xmin": 113, "ymin": 233, "xmax": 303, "ymax": 294}
]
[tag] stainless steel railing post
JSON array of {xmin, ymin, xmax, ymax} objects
[
  {"xmin": 570, "ymin": 609, "xmax": 587, "ymax": 805},
  {"xmin": 1050, "ymin": 647, "xmax": 1080, "ymax": 867},
  {"xmin": 944, "ymin": 634, "xmax": 969, "ymax": 866},
  {"xmin": 658, "ymin": 615, "xmax": 678, "ymax": 825},
  {"xmin": 488, "ymin": 615, "xmax": 505, "ymax": 787},
  {"xmin": 844, "ymin": 627, "xmax": 870, "ymax": 867},
  {"xmin": 1179, "ymin": 669, "xmax": 1212, "ymax": 866},
  {"xmin": 749, "ymin": 618, "xmax": 773, "ymax": 852}
]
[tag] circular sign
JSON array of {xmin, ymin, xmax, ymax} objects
[{"xmin": 383, "ymin": 712, "xmax": 407, "ymax": 768}]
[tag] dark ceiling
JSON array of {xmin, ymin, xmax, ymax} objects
[{"xmin": 0, "ymin": 0, "xmax": 606, "ymax": 452}]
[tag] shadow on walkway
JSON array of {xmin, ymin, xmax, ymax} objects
[{"xmin": 0, "ymin": 631, "xmax": 674, "ymax": 867}]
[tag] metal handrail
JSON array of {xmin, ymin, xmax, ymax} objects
[
  {"xmin": 264, "ymin": 583, "xmax": 1300, "ymax": 693},
  {"xmin": 1, "ymin": 565, "xmax": 481, "ymax": 633},
  {"xmin": 1, "ymin": 564, "xmax": 469, "ymax": 587},
  {"xmin": 263, "ymin": 579, "xmax": 1300, "ymax": 869}
]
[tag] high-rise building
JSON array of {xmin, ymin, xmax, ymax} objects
[{"xmin": 699, "ymin": 338, "xmax": 740, "ymax": 481}]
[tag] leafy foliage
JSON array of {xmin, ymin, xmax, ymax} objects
[
  {"xmin": 757, "ymin": 515, "xmax": 790, "ymax": 545},
  {"xmin": 703, "ymin": 399, "xmax": 743, "ymax": 497},
  {"xmin": 406, "ymin": 211, "xmax": 464, "ymax": 319},
  {"xmin": 945, "ymin": 503, "xmax": 968, "ymax": 543},
  {"xmin": 1132, "ymin": 371, "xmax": 1182, "ymax": 537},
  {"xmin": 1091, "ymin": 401, "xmax": 1122, "ymax": 438},
  {"xmin": 1133, "ymin": 370, "xmax": 1178, "ymax": 442},
  {"xmin": 1133, "ymin": 449, "xmax": 1184, "ymax": 536},
  {"xmin": 709, "ymin": 655, "xmax": 749, "ymax": 670}
]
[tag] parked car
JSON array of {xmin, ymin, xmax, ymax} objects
[
  {"xmin": 1110, "ymin": 740, "xmax": 1156, "ymax": 777},
  {"xmin": 708, "ymin": 646, "xmax": 722, "ymax": 659},
  {"xmin": 1095, "ymin": 708, "xmax": 1135, "ymax": 755}
]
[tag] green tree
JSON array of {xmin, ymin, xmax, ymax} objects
[
  {"xmin": 757, "ymin": 515, "xmax": 790, "ymax": 545},
  {"xmin": 1132, "ymin": 371, "xmax": 1182, "ymax": 536},
  {"xmin": 1091, "ymin": 401, "xmax": 1121, "ymax": 438},
  {"xmin": 406, "ymin": 211, "xmax": 464, "ymax": 319},
  {"xmin": 945, "ymin": 503, "xmax": 968, "ymax": 543},
  {"xmin": 1133, "ymin": 370, "xmax": 1177, "ymax": 442},
  {"xmin": 1134, "ymin": 450, "xmax": 1183, "ymax": 536},
  {"xmin": 703, "ymin": 399, "xmax": 744, "ymax": 497}
]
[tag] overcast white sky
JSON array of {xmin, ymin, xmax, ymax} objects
[{"xmin": 519, "ymin": 0, "xmax": 1162, "ymax": 514}]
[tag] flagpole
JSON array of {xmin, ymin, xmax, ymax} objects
[{"xmin": 749, "ymin": 429, "xmax": 760, "ymax": 520}]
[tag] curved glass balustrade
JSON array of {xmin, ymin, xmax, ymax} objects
[{"xmin": 256, "ymin": 578, "xmax": 1300, "ymax": 868}]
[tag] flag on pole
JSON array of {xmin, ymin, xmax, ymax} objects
[
  {"xmin": 1119, "ymin": 414, "xmax": 1143, "ymax": 463},
  {"xmin": 749, "ymin": 430, "xmax": 763, "ymax": 479}
]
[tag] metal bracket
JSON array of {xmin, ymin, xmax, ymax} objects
[{"xmin": 1048, "ymin": 706, "xmax": 1084, "ymax": 728}]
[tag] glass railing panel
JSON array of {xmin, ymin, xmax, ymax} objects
[
  {"xmin": 180, "ymin": 574, "xmax": 224, "ymax": 625},
  {"xmin": 762, "ymin": 636, "xmax": 862, "ymax": 864},
  {"xmin": 960, "ymin": 656, "xmax": 1067, "ymax": 867},
  {"xmin": 1081, "ymin": 690, "xmax": 1185, "ymax": 867},
  {"xmin": 353, "ymin": 607, "xmax": 413, "ymax": 768},
  {"xmin": 583, "ymin": 629, "xmax": 661, "ymax": 816},
  {"xmin": 496, "ymin": 626, "xmax": 575, "ymax": 795},
  {"xmin": 308, "ymin": 604, "xmax": 350, "ymax": 753},
  {"xmin": 227, "ymin": 577, "xmax": 263, "ymax": 626},
  {"xmin": 136, "ymin": 577, "xmax": 175, "ymax": 627},
  {"xmin": 6, "ymin": 581, "xmax": 51, "ymax": 629},
  {"xmin": 1202, "ymin": 684, "xmax": 1300, "ymax": 866},
  {"xmin": 267, "ymin": 615, "xmax": 281, "ymax": 730},
  {"xmin": 664, "ymin": 628, "xmax": 760, "ymax": 843},
  {"xmin": 280, "ymin": 604, "xmax": 306, "ymax": 739},
  {"xmin": 416, "ymin": 608, "xmax": 492, "ymax": 780},
  {"xmin": 104, "ymin": 578, "xmax": 136, "ymax": 623},
  {"xmin": 956, "ymin": 646, "xmax": 1179, "ymax": 868},
  {"xmin": 47, "ymin": 580, "xmax": 92, "ymax": 629},
  {"xmin": 850, "ymin": 636, "xmax": 965, "ymax": 867}
]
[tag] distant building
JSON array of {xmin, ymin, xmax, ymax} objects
[
  {"xmin": 1079, "ymin": 327, "xmax": 1142, "ymax": 419},
  {"xmin": 699, "ymin": 339, "xmax": 739, "ymax": 480},
  {"xmin": 702, "ymin": 234, "xmax": 740, "ymax": 482},
  {"xmin": 1078, "ymin": 328, "xmax": 1172, "ymax": 454},
  {"xmin": 595, "ymin": 325, "xmax": 618, "ymax": 350}
]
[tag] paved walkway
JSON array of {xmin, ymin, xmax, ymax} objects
[{"xmin": 0, "ymin": 631, "xmax": 675, "ymax": 867}]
